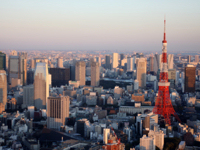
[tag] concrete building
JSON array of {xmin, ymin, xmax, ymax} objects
[
  {"xmin": 127, "ymin": 57, "xmax": 135, "ymax": 71},
  {"xmin": 195, "ymin": 55, "xmax": 199, "ymax": 63},
  {"xmin": 49, "ymin": 68, "xmax": 70, "ymax": 87},
  {"xmin": 105, "ymin": 55, "xmax": 111, "ymax": 69},
  {"xmin": 23, "ymin": 84, "xmax": 34, "ymax": 107},
  {"xmin": 103, "ymin": 128, "xmax": 110, "ymax": 144},
  {"xmin": 185, "ymin": 65, "xmax": 196, "ymax": 93},
  {"xmin": 140, "ymin": 135, "xmax": 155, "ymax": 150},
  {"xmin": 148, "ymin": 130, "xmax": 164, "ymax": 150},
  {"xmin": 0, "ymin": 70, "xmax": 7, "ymax": 112},
  {"xmin": 9, "ymin": 52, "xmax": 27, "ymax": 86},
  {"xmin": 57, "ymin": 57, "xmax": 63, "ymax": 68},
  {"xmin": 34, "ymin": 62, "xmax": 49, "ymax": 109},
  {"xmin": 96, "ymin": 56, "xmax": 101, "ymax": 66},
  {"xmin": 0, "ymin": 51, "xmax": 6, "ymax": 71},
  {"xmin": 112, "ymin": 53, "xmax": 118, "ymax": 69},
  {"xmin": 149, "ymin": 55, "xmax": 154, "ymax": 72},
  {"xmin": 75, "ymin": 61, "xmax": 86, "ymax": 86},
  {"xmin": 137, "ymin": 58, "xmax": 147, "ymax": 88},
  {"xmin": 153, "ymin": 54, "xmax": 161, "ymax": 74},
  {"xmin": 91, "ymin": 62, "xmax": 100, "ymax": 86},
  {"xmin": 168, "ymin": 54, "xmax": 174, "ymax": 69},
  {"xmin": 47, "ymin": 96, "xmax": 70, "ymax": 130},
  {"xmin": 188, "ymin": 55, "xmax": 191, "ymax": 63}
]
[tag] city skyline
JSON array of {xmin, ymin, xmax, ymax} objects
[{"xmin": 0, "ymin": 0, "xmax": 200, "ymax": 52}]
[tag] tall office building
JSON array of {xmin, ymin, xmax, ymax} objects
[
  {"xmin": 140, "ymin": 135, "xmax": 155, "ymax": 150},
  {"xmin": 153, "ymin": 54, "xmax": 162, "ymax": 74},
  {"xmin": 0, "ymin": 52, "xmax": 6, "ymax": 71},
  {"xmin": 105, "ymin": 55, "xmax": 111, "ymax": 69},
  {"xmin": 96, "ymin": 57, "xmax": 101, "ymax": 66},
  {"xmin": 57, "ymin": 57, "xmax": 63, "ymax": 68},
  {"xmin": 34, "ymin": 58, "xmax": 48, "ymax": 67},
  {"xmin": 137, "ymin": 58, "xmax": 147, "ymax": 88},
  {"xmin": 9, "ymin": 52, "xmax": 27, "ymax": 86},
  {"xmin": 0, "ymin": 70, "xmax": 7, "ymax": 106},
  {"xmin": 103, "ymin": 128, "xmax": 110, "ymax": 144},
  {"xmin": 127, "ymin": 57, "xmax": 135, "ymax": 71},
  {"xmin": 34, "ymin": 62, "xmax": 49, "ymax": 109},
  {"xmin": 70, "ymin": 65, "xmax": 76, "ymax": 81},
  {"xmin": 49, "ymin": 68, "xmax": 70, "ymax": 87},
  {"xmin": 18, "ymin": 52, "xmax": 27, "ymax": 85},
  {"xmin": 185, "ymin": 65, "xmax": 196, "ymax": 93},
  {"xmin": 112, "ymin": 53, "xmax": 118, "ymax": 69},
  {"xmin": 195, "ymin": 55, "xmax": 199, "ymax": 63},
  {"xmin": 30, "ymin": 59, "xmax": 35, "ymax": 69},
  {"xmin": 149, "ymin": 55, "xmax": 154, "ymax": 72},
  {"xmin": 188, "ymin": 55, "xmax": 191, "ymax": 63},
  {"xmin": 23, "ymin": 84, "xmax": 34, "ymax": 107},
  {"xmin": 91, "ymin": 62, "xmax": 100, "ymax": 86},
  {"xmin": 47, "ymin": 96, "xmax": 70, "ymax": 130},
  {"xmin": 10, "ymin": 50, "xmax": 17, "ymax": 56},
  {"xmin": 120, "ymin": 54, "xmax": 124, "ymax": 60},
  {"xmin": 168, "ymin": 54, "xmax": 174, "ymax": 69},
  {"xmin": 75, "ymin": 61, "xmax": 86, "ymax": 86}
]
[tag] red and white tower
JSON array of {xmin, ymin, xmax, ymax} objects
[{"xmin": 153, "ymin": 19, "xmax": 181, "ymax": 125}]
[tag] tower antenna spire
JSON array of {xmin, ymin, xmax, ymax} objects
[{"xmin": 163, "ymin": 16, "xmax": 167, "ymax": 43}]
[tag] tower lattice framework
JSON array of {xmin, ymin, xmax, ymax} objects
[{"xmin": 153, "ymin": 19, "xmax": 181, "ymax": 125}]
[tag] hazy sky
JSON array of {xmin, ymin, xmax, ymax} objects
[{"xmin": 0, "ymin": 0, "xmax": 200, "ymax": 52}]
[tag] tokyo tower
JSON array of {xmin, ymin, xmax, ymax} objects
[{"xmin": 153, "ymin": 19, "xmax": 181, "ymax": 125}]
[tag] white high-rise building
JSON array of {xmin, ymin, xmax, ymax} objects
[
  {"xmin": 140, "ymin": 135, "xmax": 155, "ymax": 150},
  {"xmin": 34, "ymin": 62, "xmax": 49, "ymax": 109},
  {"xmin": 168, "ymin": 54, "xmax": 174, "ymax": 69},
  {"xmin": 137, "ymin": 58, "xmax": 147, "ymax": 88},
  {"xmin": 47, "ymin": 96, "xmax": 70, "ymax": 130},
  {"xmin": 103, "ymin": 128, "xmax": 110, "ymax": 144},
  {"xmin": 112, "ymin": 53, "xmax": 118, "ymax": 69},
  {"xmin": 153, "ymin": 54, "xmax": 162, "ymax": 74},
  {"xmin": 148, "ymin": 130, "xmax": 164, "ymax": 150},
  {"xmin": 127, "ymin": 57, "xmax": 135, "ymax": 71}
]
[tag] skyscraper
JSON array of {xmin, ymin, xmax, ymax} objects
[
  {"xmin": 23, "ymin": 84, "xmax": 34, "ymax": 107},
  {"xmin": 153, "ymin": 54, "xmax": 162, "ymax": 74},
  {"xmin": 96, "ymin": 57, "xmax": 101, "ymax": 66},
  {"xmin": 0, "ymin": 70, "xmax": 7, "ymax": 107},
  {"xmin": 185, "ymin": 65, "xmax": 196, "ymax": 93},
  {"xmin": 8, "ymin": 52, "xmax": 27, "ymax": 86},
  {"xmin": 49, "ymin": 68, "xmax": 70, "ymax": 87},
  {"xmin": 136, "ymin": 58, "xmax": 147, "ymax": 88},
  {"xmin": 188, "ymin": 55, "xmax": 191, "ymax": 63},
  {"xmin": 75, "ymin": 61, "xmax": 86, "ymax": 86},
  {"xmin": 105, "ymin": 55, "xmax": 111, "ymax": 69},
  {"xmin": 112, "ymin": 53, "xmax": 118, "ymax": 69},
  {"xmin": 91, "ymin": 61, "xmax": 100, "ymax": 86},
  {"xmin": 47, "ymin": 96, "xmax": 70, "ymax": 130},
  {"xmin": 149, "ymin": 55, "xmax": 154, "ymax": 72},
  {"xmin": 57, "ymin": 57, "xmax": 63, "ymax": 68},
  {"xmin": 34, "ymin": 62, "xmax": 49, "ymax": 109},
  {"xmin": 127, "ymin": 57, "xmax": 135, "ymax": 71},
  {"xmin": 18, "ymin": 52, "xmax": 27, "ymax": 86},
  {"xmin": 168, "ymin": 54, "xmax": 174, "ymax": 69},
  {"xmin": 0, "ymin": 52, "xmax": 6, "ymax": 71},
  {"xmin": 195, "ymin": 55, "xmax": 199, "ymax": 63}
]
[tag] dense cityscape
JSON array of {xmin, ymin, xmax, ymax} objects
[{"xmin": 0, "ymin": 18, "xmax": 200, "ymax": 150}]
